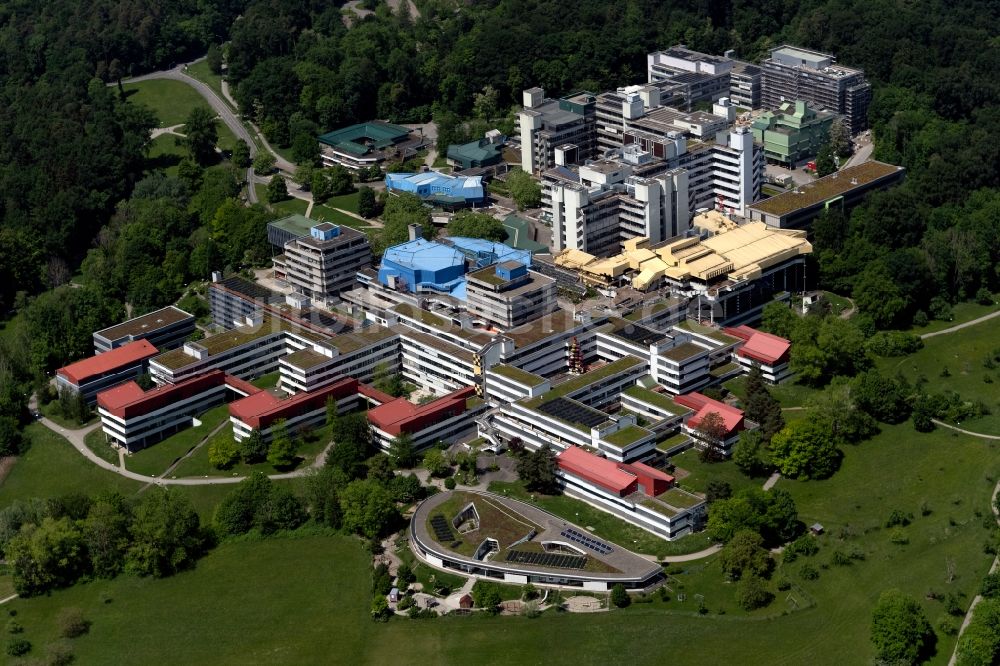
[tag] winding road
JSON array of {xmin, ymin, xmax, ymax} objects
[{"xmin": 119, "ymin": 58, "xmax": 296, "ymax": 204}]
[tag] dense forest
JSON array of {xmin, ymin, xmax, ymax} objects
[{"xmin": 0, "ymin": 0, "xmax": 998, "ymax": 449}]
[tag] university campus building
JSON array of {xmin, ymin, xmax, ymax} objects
[
  {"xmin": 92, "ymin": 306, "xmax": 194, "ymax": 354},
  {"xmin": 266, "ymin": 217, "xmax": 373, "ymax": 303},
  {"xmin": 317, "ymin": 121, "xmax": 425, "ymax": 171},
  {"xmin": 57, "ymin": 340, "xmax": 160, "ymax": 405}
]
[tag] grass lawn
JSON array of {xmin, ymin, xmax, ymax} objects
[
  {"xmin": 324, "ymin": 191, "xmax": 361, "ymax": 214},
  {"xmin": 669, "ymin": 449, "xmax": 761, "ymax": 495},
  {"xmin": 125, "ymin": 404, "xmax": 231, "ymax": 477},
  {"xmin": 822, "ymin": 291, "xmax": 853, "ymax": 316},
  {"xmin": 185, "ymin": 60, "xmax": 229, "ymax": 108},
  {"xmin": 251, "ymin": 371, "xmax": 281, "ymax": 389},
  {"xmin": 270, "ymin": 195, "xmax": 310, "ymax": 217},
  {"xmin": 6, "ymin": 535, "xmax": 372, "ymax": 665},
  {"xmin": 146, "ymin": 134, "xmax": 186, "ymax": 176},
  {"xmin": 123, "ymin": 79, "xmax": 210, "ymax": 127},
  {"xmin": 215, "ymin": 120, "xmax": 239, "ymax": 153},
  {"xmin": 725, "ymin": 375, "xmax": 822, "ymax": 409},
  {"xmin": 83, "ymin": 428, "xmax": 121, "ymax": 466},
  {"xmin": 7, "ymin": 418, "xmax": 997, "ymax": 666},
  {"xmin": 0, "ymin": 425, "xmax": 142, "ymax": 504},
  {"xmin": 878, "ymin": 318, "xmax": 1000, "ymax": 435},
  {"xmin": 169, "ymin": 422, "xmax": 329, "ymax": 479},
  {"xmin": 487, "ymin": 480, "xmax": 712, "ymax": 557},
  {"xmin": 313, "ymin": 204, "xmax": 375, "ymax": 229},
  {"xmin": 396, "ymin": 541, "xmax": 468, "ymax": 594},
  {"xmin": 904, "ymin": 296, "xmax": 999, "ymax": 335}
]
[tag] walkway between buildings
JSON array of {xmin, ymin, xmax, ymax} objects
[{"xmin": 29, "ymin": 394, "xmax": 332, "ymax": 487}]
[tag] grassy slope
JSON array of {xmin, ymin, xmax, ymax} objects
[
  {"xmin": 669, "ymin": 449, "xmax": 761, "ymax": 494},
  {"xmin": 124, "ymin": 79, "xmax": 211, "ymax": 127},
  {"xmin": 125, "ymin": 404, "xmax": 231, "ymax": 477},
  {"xmin": 878, "ymin": 318, "xmax": 1000, "ymax": 434},
  {"xmin": 185, "ymin": 60, "xmax": 229, "ymax": 108},
  {"xmin": 3, "ymin": 424, "xmax": 996, "ymax": 664},
  {"xmin": 0, "ymin": 425, "xmax": 143, "ymax": 504}
]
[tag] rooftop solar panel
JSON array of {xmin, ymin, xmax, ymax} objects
[{"xmin": 537, "ymin": 397, "xmax": 608, "ymax": 429}]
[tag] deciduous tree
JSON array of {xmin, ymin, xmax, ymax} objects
[{"xmin": 870, "ymin": 589, "xmax": 934, "ymax": 664}]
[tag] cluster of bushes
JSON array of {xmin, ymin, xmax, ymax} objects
[{"xmin": 0, "ymin": 490, "xmax": 206, "ymax": 597}]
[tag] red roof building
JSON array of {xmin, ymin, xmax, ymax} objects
[
  {"xmin": 557, "ymin": 446, "xmax": 638, "ymax": 497},
  {"xmin": 674, "ymin": 392, "xmax": 745, "ymax": 437},
  {"xmin": 229, "ymin": 377, "xmax": 358, "ymax": 430},
  {"xmin": 557, "ymin": 447, "xmax": 678, "ymax": 498},
  {"xmin": 97, "ymin": 369, "xmax": 261, "ymax": 419},
  {"xmin": 57, "ymin": 340, "xmax": 159, "ymax": 386},
  {"xmin": 367, "ymin": 386, "xmax": 476, "ymax": 437},
  {"xmin": 723, "ymin": 325, "xmax": 791, "ymax": 366}
]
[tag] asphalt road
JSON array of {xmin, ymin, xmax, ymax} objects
[{"xmin": 120, "ymin": 58, "xmax": 269, "ymax": 203}]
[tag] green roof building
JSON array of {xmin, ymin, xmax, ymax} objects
[
  {"xmin": 447, "ymin": 136, "xmax": 505, "ymax": 170},
  {"xmin": 317, "ymin": 121, "xmax": 420, "ymax": 170},
  {"xmin": 750, "ymin": 101, "xmax": 835, "ymax": 167}
]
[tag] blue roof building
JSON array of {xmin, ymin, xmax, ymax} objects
[
  {"xmin": 376, "ymin": 237, "xmax": 531, "ymax": 301},
  {"xmin": 384, "ymin": 171, "xmax": 486, "ymax": 206}
]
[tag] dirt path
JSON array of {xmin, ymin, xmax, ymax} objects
[
  {"xmin": 921, "ymin": 309, "xmax": 1000, "ymax": 340},
  {"xmin": 932, "ymin": 420, "xmax": 1000, "ymax": 441}
]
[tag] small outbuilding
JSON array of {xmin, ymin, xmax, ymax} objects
[
  {"xmin": 389, "ymin": 587, "xmax": 400, "ymax": 603},
  {"xmin": 458, "ymin": 594, "xmax": 474, "ymax": 609},
  {"xmin": 810, "ymin": 523, "xmax": 824, "ymax": 535}
]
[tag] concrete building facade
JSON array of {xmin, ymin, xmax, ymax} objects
[
  {"xmin": 272, "ymin": 223, "xmax": 372, "ymax": 302},
  {"xmin": 751, "ymin": 101, "xmax": 835, "ymax": 167}
]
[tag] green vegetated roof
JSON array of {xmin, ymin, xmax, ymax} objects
[
  {"xmin": 502, "ymin": 215, "xmax": 548, "ymax": 253},
  {"xmin": 674, "ymin": 319, "xmax": 740, "ymax": 345},
  {"xmin": 467, "ymin": 266, "xmax": 509, "ymax": 286},
  {"xmin": 639, "ymin": 498, "xmax": 678, "ymax": 518},
  {"xmin": 622, "ymin": 385, "xmax": 688, "ymax": 415},
  {"xmin": 392, "ymin": 303, "xmax": 448, "ymax": 328},
  {"xmin": 329, "ymin": 326, "xmax": 398, "ymax": 354},
  {"xmin": 750, "ymin": 160, "xmax": 903, "ymax": 217},
  {"xmin": 656, "ymin": 487, "xmax": 704, "ymax": 510},
  {"xmin": 656, "ymin": 432, "xmax": 691, "ymax": 452},
  {"xmin": 603, "ymin": 425, "xmax": 653, "ymax": 447},
  {"xmin": 282, "ymin": 348, "xmax": 332, "ymax": 370},
  {"xmin": 659, "ymin": 341, "xmax": 708, "ymax": 362},
  {"xmin": 524, "ymin": 356, "xmax": 643, "ymax": 408},
  {"xmin": 490, "ymin": 364, "xmax": 546, "ymax": 387}
]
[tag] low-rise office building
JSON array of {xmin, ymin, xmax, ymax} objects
[
  {"xmin": 384, "ymin": 171, "xmax": 485, "ymax": 207},
  {"xmin": 229, "ymin": 377, "xmax": 361, "ymax": 443},
  {"xmin": 368, "ymin": 386, "xmax": 487, "ymax": 451},
  {"xmin": 556, "ymin": 445, "xmax": 706, "ymax": 540},
  {"xmin": 318, "ymin": 121, "xmax": 424, "ymax": 170},
  {"xmin": 751, "ymin": 101, "xmax": 835, "ymax": 167},
  {"xmin": 675, "ymin": 392, "xmax": 748, "ymax": 456},
  {"xmin": 96, "ymin": 370, "xmax": 260, "ymax": 451},
  {"xmin": 446, "ymin": 134, "xmax": 505, "ymax": 170},
  {"xmin": 723, "ymin": 325, "xmax": 792, "ymax": 383},
  {"xmin": 57, "ymin": 340, "xmax": 160, "ymax": 404},
  {"xmin": 93, "ymin": 306, "xmax": 194, "ymax": 353},
  {"xmin": 747, "ymin": 160, "xmax": 907, "ymax": 230}
]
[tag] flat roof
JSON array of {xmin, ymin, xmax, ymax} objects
[
  {"xmin": 659, "ymin": 341, "xmax": 708, "ymax": 362},
  {"xmin": 329, "ymin": 325, "xmax": 398, "ymax": 354},
  {"xmin": 281, "ymin": 348, "xmax": 331, "ymax": 371},
  {"xmin": 749, "ymin": 161, "xmax": 904, "ymax": 217},
  {"xmin": 58, "ymin": 340, "xmax": 159, "ymax": 385},
  {"xmin": 94, "ymin": 306, "xmax": 192, "ymax": 342},
  {"xmin": 267, "ymin": 214, "xmax": 316, "ymax": 240},
  {"xmin": 396, "ymin": 328, "xmax": 475, "ymax": 364},
  {"xmin": 622, "ymin": 385, "xmax": 690, "ymax": 416},
  {"xmin": 391, "ymin": 303, "xmax": 495, "ymax": 346},
  {"xmin": 525, "ymin": 356, "xmax": 644, "ymax": 407},
  {"xmin": 603, "ymin": 425, "xmax": 653, "ymax": 447},
  {"xmin": 502, "ymin": 309, "xmax": 585, "ymax": 348},
  {"xmin": 674, "ymin": 320, "xmax": 741, "ymax": 345},
  {"xmin": 489, "ymin": 364, "xmax": 546, "ymax": 388}
]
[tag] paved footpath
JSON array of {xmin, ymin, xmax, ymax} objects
[
  {"xmin": 34, "ymin": 407, "xmax": 327, "ymax": 486},
  {"xmin": 921, "ymin": 309, "xmax": 1000, "ymax": 340}
]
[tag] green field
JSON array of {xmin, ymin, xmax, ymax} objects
[
  {"xmin": 4, "ymin": 420, "xmax": 997, "ymax": 664},
  {"xmin": 313, "ymin": 204, "xmax": 375, "ymax": 229},
  {"xmin": 124, "ymin": 79, "xmax": 211, "ymax": 127},
  {"xmin": 669, "ymin": 449, "xmax": 762, "ymax": 494},
  {"xmin": 724, "ymin": 375, "xmax": 822, "ymax": 408},
  {"xmin": 487, "ymin": 480, "xmax": 713, "ymax": 557},
  {"xmin": 0, "ymin": 425, "xmax": 142, "ymax": 504},
  {"xmin": 878, "ymin": 318, "xmax": 1000, "ymax": 434},
  {"xmin": 125, "ymin": 405, "xmax": 231, "ymax": 477},
  {"xmin": 324, "ymin": 191, "xmax": 361, "ymax": 213},
  {"xmin": 38, "ymin": 400, "xmax": 99, "ymax": 429}
]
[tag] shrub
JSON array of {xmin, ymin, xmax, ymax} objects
[
  {"xmin": 57, "ymin": 608, "xmax": 90, "ymax": 638},
  {"xmin": 397, "ymin": 595, "xmax": 414, "ymax": 611},
  {"xmin": 830, "ymin": 550, "xmax": 852, "ymax": 567},
  {"xmin": 444, "ymin": 477, "xmax": 456, "ymax": 490},
  {"xmin": 736, "ymin": 576, "xmax": 773, "ymax": 611},
  {"xmin": 937, "ymin": 615, "xmax": 958, "ymax": 636},
  {"xmin": 611, "ymin": 583, "xmax": 630, "ymax": 608},
  {"xmin": 396, "ymin": 563, "xmax": 415, "ymax": 585},
  {"xmin": 45, "ymin": 640, "xmax": 74, "ymax": 666},
  {"xmin": 983, "ymin": 573, "xmax": 1000, "ymax": 598},
  {"xmin": 800, "ymin": 564, "xmax": 819, "ymax": 581},
  {"xmin": 776, "ymin": 576, "xmax": 791, "ymax": 591},
  {"xmin": 6, "ymin": 638, "xmax": 31, "ymax": 656},
  {"xmin": 5, "ymin": 620, "xmax": 22, "ymax": 634},
  {"xmin": 885, "ymin": 509, "xmax": 912, "ymax": 528},
  {"xmin": 889, "ymin": 527, "xmax": 909, "ymax": 545}
]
